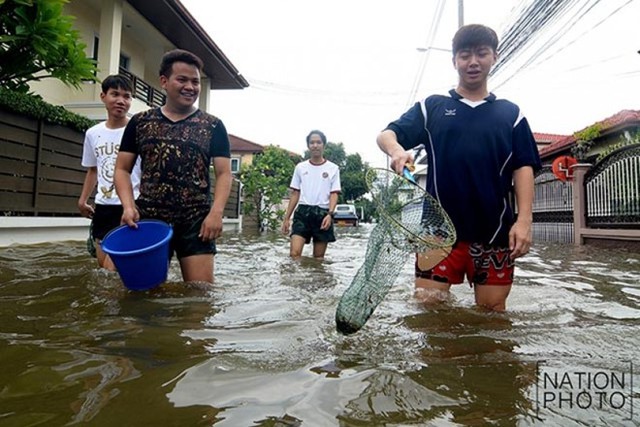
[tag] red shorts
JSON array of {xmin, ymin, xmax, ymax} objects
[{"xmin": 415, "ymin": 242, "xmax": 514, "ymax": 286}]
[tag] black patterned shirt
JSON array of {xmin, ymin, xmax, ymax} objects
[{"xmin": 120, "ymin": 108, "xmax": 230, "ymax": 223}]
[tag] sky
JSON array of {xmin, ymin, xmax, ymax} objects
[{"xmin": 180, "ymin": 0, "xmax": 639, "ymax": 166}]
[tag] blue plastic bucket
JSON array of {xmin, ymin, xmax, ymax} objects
[{"xmin": 101, "ymin": 220, "xmax": 173, "ymax": 291}]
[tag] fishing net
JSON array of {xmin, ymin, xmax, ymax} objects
[
  {"xmin": 87, "ymin": 221, "xmax": 97, "ymax": 258},
  {"xmin": 335, "ymin": 168, "xmax": 456, "ymax": 334}
]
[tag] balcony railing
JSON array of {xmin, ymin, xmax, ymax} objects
[{"xmin": 119, "ymin": 67, "xmax": 165, "ymax": 108}]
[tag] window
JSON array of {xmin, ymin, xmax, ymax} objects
[
  {"xmin": 83, "ymin": 35, "xmax": 100, "ymax": 81},
  {"xmin": 87, "ymin": 37, "xmax": 130, "ymax": 78},
  {"xmin": 92, "ymin": 35, "xmax": 99, "ymax": 61},
  {"xmin": 230, "ymin": 158, "xmax": 240, "ymax": 174},
  {"xmin": 119, "ymin": 53, "xmax": 130, "ymax": 71}
]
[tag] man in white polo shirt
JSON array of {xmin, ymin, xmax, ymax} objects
[{"xmin": 282, "ymin": 130, "xmax": 341, "ymax": 259}]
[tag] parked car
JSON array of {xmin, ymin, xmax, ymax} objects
[{"xmin": 333, "ymin": 204, "xmax": 359, "ymax": 227}]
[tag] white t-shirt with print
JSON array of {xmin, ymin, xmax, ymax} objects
[
  {"xmin": 289, "ymin": 159, "xmax": 341, "ymax": 209},
  {"xmin": 81, "ymin": 121, "xmax": 141, "ymax": 205}
]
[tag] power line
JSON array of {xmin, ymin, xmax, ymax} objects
[
  {"xmin": 497, "ymin": 0, "xmax": 597, "ymax": 80},
  {"xmin": 247, "ymin": 78, "xmax": 407, "ymax": 98},
  {"xmin": 515, "ymin": 0, "xmax": 633, "ymax": 74},
  {"xmin": 490, "ymin": 0, "xmax": 634, "ymax": 91},
  {"xmin": 229, "ymin": 1, "xmax": 634, "ymax": 112},
  {"xmin": 492, "ymin": 0, "xmax": 583, "ymax": 78},
  {"xmin": 405, "ymin": 0, "xmax": 447, "ymax": 107}
]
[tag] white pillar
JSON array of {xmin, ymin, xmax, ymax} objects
[
  {"xmin": 95, "ymin": 0, "xmax": 124, "ymax": 97},
  {"xmin": 199, "ymin": 77, "xmax": 211, "ymax": 112}
]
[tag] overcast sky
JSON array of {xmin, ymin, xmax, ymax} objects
[{"xmin": 181, "ymin": 0, "xmax": 639, "ymax": 166}]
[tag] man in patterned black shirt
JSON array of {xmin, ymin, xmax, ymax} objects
[{"xmin": 114, "ymin": 49, "xmax": 232, "ymax": 284}]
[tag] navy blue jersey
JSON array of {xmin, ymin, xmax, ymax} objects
[{"xmin": 386, "ymin": 89, "xmax": 541, "ymax": 245}]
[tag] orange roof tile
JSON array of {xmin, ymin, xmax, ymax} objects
[
  {"xmin": 229, "ymin": 134, "xmax": 264, "ymax": 153},
  {"xmin": 533, "ymin": 132, "xmax": 569, "ymax": 144},
  {"xmin": 229, "ymin": 134, "xmax": 302, "ymax": 159},
  {"xmin": 538, "ymin": 109, "xmax": 640, "ymax": 158}
]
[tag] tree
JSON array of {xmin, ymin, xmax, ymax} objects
[
  {"xmin": 0, "ymin": 0, "xmax": 98, "ymax": 93},
  {"xmin": 341, "ymin": 153, "xmax": 368, "ymax": 202},
  {"xmin": 354, "ymin": 197, "xmax": 375, "ymax": 223},
  {"xmin": 240, "ymin": 146, "xmax": 299, "ymax": 231},
  {"xmin": 304, "ymin": 141, "xmax": 346, "ymax": 167},
  {"xmin": 571, "ymin": 124, "xmax": 601, "ymax": 161}
]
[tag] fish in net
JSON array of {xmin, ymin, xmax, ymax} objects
[{"xmin": 335, "ymin": 167, "xmax": 456, "ymax": 334}]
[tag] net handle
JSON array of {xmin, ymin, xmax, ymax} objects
[{"xmin": 369, "ymin": 168, "xmax": 453, "ymax": 249}]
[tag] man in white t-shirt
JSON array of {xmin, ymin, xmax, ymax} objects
[
  {"xmin": 282, "ymin": 130, "xmax": 341, "ymax": 259},
  {"xmin": 78, "ymin": 75, "xmax": 141, "ymax": 270}
]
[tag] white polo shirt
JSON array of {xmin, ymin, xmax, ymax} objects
[{"xmin": 290, "ymin": 159, "xmax": 341, "ymax": 209}]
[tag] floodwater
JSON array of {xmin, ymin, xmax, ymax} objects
[{"xmin": 0, "ymin": 224, "xmax": 639, "ymax": 426}]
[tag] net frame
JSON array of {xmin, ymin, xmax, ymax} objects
[
  {"xmin": 366, "ymin": 168, "xmax": 456, "ymax": 251},
  {"xmin": 335, "ymin": 167, "xmax": 457, "ymax": 335}
]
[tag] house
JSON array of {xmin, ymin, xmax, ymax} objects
[
  {"xmin": 533, "ymin": 110, "xmax": 640, "ymax": 247},
  {"xmin": 229, "ymin": 135, "xmax": 265, "ymax": 175},
  {"xmin": 1, "ymin": 0, "xmax": 249, "ymax": 246},
  {"xmin": 28, "ymin": 0, "xmax": 248, "ymax": 119},
  {"xmin": 228, "ymin": 136, "xmax": 303, "ymax": 175},
  {"xmin": 538, "ymin": 110, "xmax": 640, "ymax": 163},
  {"xmin": 533, "ymin": 132, "xmax": 569, "ymax": 153}
]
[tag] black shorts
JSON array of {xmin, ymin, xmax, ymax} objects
[
  {"xmin": 169, "ymin": 215, "xmax": 217, "ymax": 259},
  {"xmin": 291, "ymin": 204, "xmax": 336, "ymax": 244},
  {"xmin": 136, "ymin": 203, "xmax": 217, "ymax": 259},
  {"xmin": 91, "ymin": 204, "xmax": 124, "ymax": 240}
]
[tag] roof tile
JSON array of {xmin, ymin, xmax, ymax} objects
[{"xmin": 538, "ymin": 109, "xmax": 640, "ymax": 158}]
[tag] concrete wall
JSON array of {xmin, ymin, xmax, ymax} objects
[
  {"xmin": 0, "ymin": 217, "xmax": 91, "ymax": 247},
  {"xmin": 0, "ymin": 217, "xmax": 242, "ymax": 248}
]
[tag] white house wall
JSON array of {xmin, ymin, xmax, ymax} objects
[
  {"xmin": 27, "ymin": 0, "xmax": 213, "ymax": 119},
  {"xmin": 27, "ymin": 1, "xmax": 99, "ymax": 107}
]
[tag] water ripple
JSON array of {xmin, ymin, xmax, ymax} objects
[{"xmin": 0, "ymin": 232, "xmax": 639, "ymax": 425}]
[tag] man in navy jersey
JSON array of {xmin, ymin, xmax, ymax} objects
[
  {"xmin": 377, "ymin": 24, "xmax": 541, "ymax": 311},
  {"xmin": 114, "ymin": 49, "xmax": 232, "ymax": 284}
]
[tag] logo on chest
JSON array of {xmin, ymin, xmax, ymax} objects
[{"xmin": 444, "ymin": 109, "xmax": 456, "ymax": 116}]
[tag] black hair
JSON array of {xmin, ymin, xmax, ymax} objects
[
  {"xmin": 101, "ymin": 74, "xmax": 132, "ymax": 94},
  {"xmin": 306, "ymin": 130, "xmax": 327, "ymax": 146},
  {"xmin": 159, "ymin": 49, "xmax": 204, "ymax": 77},
  {"xmin": 452, "ymin": 24, "xmax": 499, "ymax": 55}
]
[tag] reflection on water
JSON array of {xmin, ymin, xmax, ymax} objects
[{"xmin": 1, "ymin": 224, "xmax": 639, "ymax": 426}]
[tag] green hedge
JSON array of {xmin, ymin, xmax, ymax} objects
[{"xmin": 0, "ymin": 87, "xmax": 96, "ymax": 133}]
